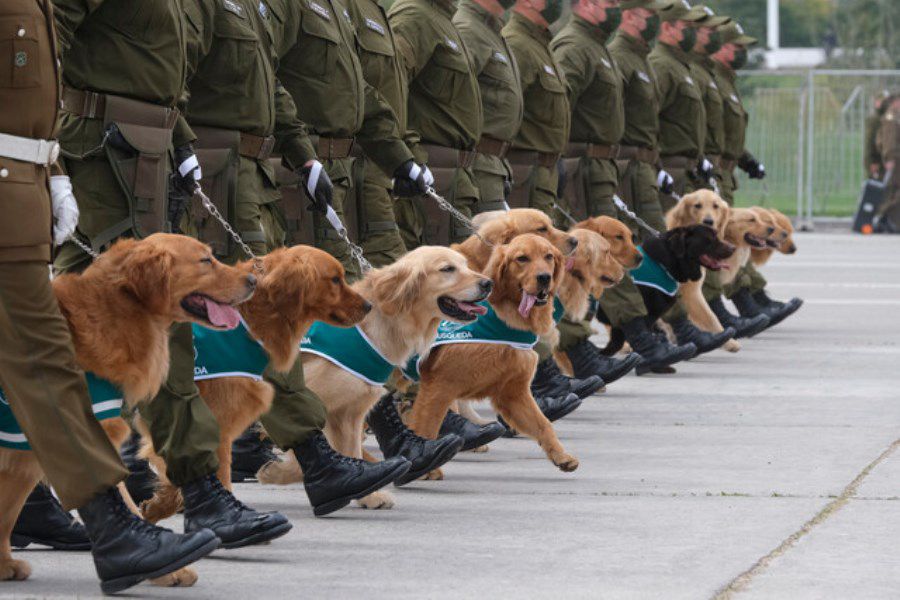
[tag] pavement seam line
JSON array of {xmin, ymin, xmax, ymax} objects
[{"xmin": 711, "ymin": 436, "xmax": 900, "ymax": 600}]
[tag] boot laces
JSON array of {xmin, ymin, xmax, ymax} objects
[
  {"xmin": 208, "ymin": 475, "xmax": 251, "ymax": 513},
  {"xmin": 107, "ymin": 492, "xmax": 162, "ymax": 538},
  {"xmin": 380, "ymin": 397, "xmax": 423, "ymax": 446}
]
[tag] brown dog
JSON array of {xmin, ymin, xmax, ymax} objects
[
  {"xmin": 0, "ymin": 234, "xmax": 255, "ymax": 585},
  {"xmin": 751, "ymin": 208, "xmax": 797, "ymax": 266},
  {"xmin": 408, "ymin": 234, "xmax": 580, "ymax": 475},
  {"xmin": 574, "ymin": 215, "xmax": 643, "ymax": 269},
  {"xmin": 138, "ymin": 245, "xmax": 371, "ymax": 523}
]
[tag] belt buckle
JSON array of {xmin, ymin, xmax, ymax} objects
[{"xmin": 37, "ymin": 140, "xmax": 60, "ymax": 166}]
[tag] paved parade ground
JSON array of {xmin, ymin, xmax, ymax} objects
[{"xmin": 4, "ymin": 230, "xmax": 900, "ymax": 599}]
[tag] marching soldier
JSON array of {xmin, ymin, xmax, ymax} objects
[
  {"xmin": 1, "ymin": 0, "xmax": 218, "ymax": 592},
  {"xmin": 874, "ymin": 95, "xmax": 900, "ymax": 231},
  {"xmin": 864, "ymin": 92, "xmax": 890, "ymax": 180},
  {"xmin": 705, "ymin": 20, "xmax": 802, "ymax": 329},
  {"xmin": 388, "ymin": 0, "xmax": 484, "ymax": 246},
  {"xmin": 52, "ymin": 0, "xmax": 277, "ymax": 546}
]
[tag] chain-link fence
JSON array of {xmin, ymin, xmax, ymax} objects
[{"xmin": 735, "ymin": 69, "xmax": 900, "ymax": 226}]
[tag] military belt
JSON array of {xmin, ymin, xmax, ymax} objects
[
  {"xmin": 618, "ymin": 145, "xmax": 659, "ymax": 164},
  {"xmin": 0, "ymin": 133, "xmax": 60, "ymax": 166},
  {"xmin": 421, "ymin": 143, "xmax": 475, "ymax": 169},
  {"xmin": 239, "ymin": 133, "xmax": 276, "ymax": 161},
  {"xmin": 660, "ymin": 155, "xmax": 697, "ymax": 170},
  {"xmin": 474, "ymin": 135, "xmax": 511, "ymax": 159},
  {"xmin": 506, "ymin": 149, "xmax": 561, "ymax": 169},
  {"xmin": 720, "ymin": 157, "xmax": 737, "ymax": 172},
  {"xmin": 566, "ymin": 142, "xmax": 620, "ymax": 160},
  {"xmin": 61, "ymin": 87, "xmax": 178, "ymax": 129},
  {"xmin": 310, "ymin": 135, "xmax": 358, "ymax": 160}
]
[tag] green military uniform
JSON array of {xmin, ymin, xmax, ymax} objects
[
  {"xmin": 504, "ymin": 11, "xmax": 570, "ymax": 227},
  {"xmin": 649, "ymin": 3, "xmax": 707, "ymax": 214},
  {"xmin": 388, "ymin": 0, "xmax": 484, "ymax": 246},
  {"xmin": 454, "ymin": 0, "xmax": 523, "ymax": 214},
  {"xmin": 864, "ymin": 111, "xmax": 884, "ymax": 180},
  {"xmin": 875, "ymin": 98, "xmax": 900, "ymax": 230},
  {"xmin": 53, "ymin": 0, "xmax": 223, "ymax": 487},
  {"xmin": 348, "ymin": 0, "xmax": 413, "ymax": 267},
  {"xmin": 270, "ymin": 0, "xmax": 414, "ymax": 278},
  {"xmin": 0, "ymin": 0, "xmax": 128, "ymax": 511}
]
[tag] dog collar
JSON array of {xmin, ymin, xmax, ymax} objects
[
  {"xmin": 629, "ymin": 246, "xmax": 678, "ymax": 297},
  {"xmin": 300, "ymin": 322, "xmax": 396, "ymax": 386}
]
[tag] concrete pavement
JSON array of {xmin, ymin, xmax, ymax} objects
[{"xmin": 3, "ymin": 231, "xmax": 900, "ymax": 599}]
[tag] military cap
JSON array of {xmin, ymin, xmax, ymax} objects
[
  {"xmin": 718, "ymin": 20, "xmax": 758, "ymax": 45},
  {"xmin": 696, "ymin": 5, "xmax": 731, "ymax": 27},
  {"xmin": 620, "ymin": 0, "xmax": 671, "ymax": 10},
  {"xmin": 658, "ymin": 0, "xmax": 707, "ymax": 23}
]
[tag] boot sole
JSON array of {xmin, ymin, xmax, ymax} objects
[
  {"xmin": 571, "ymin": 377, "xmax": 606, "ymax": 399},
  {"xmin": 312, "ymin": 460, "xmax": 412, "ymax": 517},
  {"xmin": 764, "ymin": 299, "xmax": 803, "ymax": 328},
  {"xmin": 394, "ymin": 437, "xmax": 465, "ymax": 487},
  {"xmin": 99, "ymin": 535, "xmax": 221, "ymax": 595},
  {"xmin": 735, "ymin": 316, "xmax": 770, "ymax": 339},
  {"xmin": 636, "ymin": 345, "xmax": 698, "ymax": 376},
  {"xmin": 544, "ymin": 397, "xmax": 583, "ymax": 422},
  {"xmin": 593, "ymin": 353, "xmax": 642, "ymax": 385},
  {"xmin": 219, "ymin": 521, "xmax": 293, "ymax": 550},
  {"xmin": 460, "ymin": 424, "xmax": 507, "ymax": 452},
  {"xmin": 10, "ymin": 532, "xmax": 91, "ymax": 551}
]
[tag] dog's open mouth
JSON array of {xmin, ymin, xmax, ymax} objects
[
  {"xmin": 744, "ymin": 233, "xmax": 767, "ymax": 248},
  {"xmin": 765, "ymin": 238, "xmax": 779, "ymax": 248},
  {"xmin": 699, "ymin": 254, "xmax": 730, "ymax": 271},
  {"xmin": 518, "ymin": 288, "xmax": 549, "ymax": 317},
  {"xmin": 439, "ymin": 296, "xmax": 488, "ymax": 322},
  {"xmin": 181, "ymin": 294, "xmax": 242, "ymax": 330}
]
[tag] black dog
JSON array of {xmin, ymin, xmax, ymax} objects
[{"xmin": 596, "ymin": 225, "xmax": 735, "ymax": 355}]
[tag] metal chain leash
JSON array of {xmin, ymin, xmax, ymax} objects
[
  {"xmin": 323, "ymin": 204, "xmax": 373, "ymax": 273},
  {"xmin": 193, "ymin": 187, "xmax": 265, "ymax": 273},
  {"xmin": 423, "ymin": 187, "xmax": 494, "ymax": 247},
  {"xmin": 550, "ymin": 201, "xmax": 579, "ymax": 226},
  {"xmin": 612, "ymin": 195, "xmax": 660, "ymax": 237},
  {"xmin": 68, "ymin": 235, "xmax": 100, "ymax": 260}
]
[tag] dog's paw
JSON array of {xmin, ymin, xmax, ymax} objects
[
  {"xmin": 0, "ymin": 558, "xmax": 32, "ymax": 581},
  {"xmin": 724, "ymin": 339, "xmax": 741, "ymax": 353},
  {"xmin": 423, "ymin": 467, "xmax": 444, "ymax": 480},
  {"xmin": 469, "ymin": 444, "xmax": 489, "ymax": 453},
  {"xmin": 551, "ymin": 452, "xmax": 579, "ymax": 472},
  {"xmin": 149, "ymin": 567, "xmax": 198, "ymax": 588},
  {"xmin": 356, "ymin": 490, "xmax": 395, "ymax": 510},
  {"xmin": 256, "ymin": 459, "xmax": 303, "ymax": 485}
]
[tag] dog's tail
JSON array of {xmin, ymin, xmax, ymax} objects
[{"xmin": 599, "ymin": 327, "xmax": 625, "ymax": 356}]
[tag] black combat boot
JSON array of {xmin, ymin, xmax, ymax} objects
[
  {"xmin": 669, "ymin": 317, "xmax": 737, "ymax": 355},
  {"xmin": 621, "ymin": 318, "xmax": 697, "ymax": 375},
  {"xmin": 181, "ymin": 474, "xmax": 292, "ymax": 548},
  {"xmin": 11, "ymin": 483, "xmax": 91, "ymax": 551},
  {"xmin": 368, "ymin": 392, "xmax": 464, "ymax": 486},
  {"xmin": 564, "ymin": 339, "xmax": 641, "ymax": 384},
  {"xmin": 751, "ymin": 289, "xmax": 804, "ymax": 327},
  {"xmin": 293, "ymin": 432, "xmax": 411, "ymax": 516},
  {"xmin": 439, "ymin": 410, "xmax": 507, "ymax": 451},
  {"xmin": 531, "ymin": 357, "xmax": 605, "ymax": 399},
  {"xmin": 498, "ymin": 392, "xmax": 583, "ymax": 437},
  {"xmin": 708, "ymin": 295, "xmax": 770, "ymax": 338},
  {"xmin": 231, "ymin": 424, "xmax": 279, "ymax": 482},
  {"xmin": 120, "ymin": 431, "xmax": 157, "ymax": 505},
  {"xmin": 78, "ymin": 488, "xmax": 220, "ymax": 594}
]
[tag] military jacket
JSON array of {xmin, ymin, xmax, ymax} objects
[
  {"xmin": 269, "ymin": 0, "xmax": 412, "ymax": 172},
  {"xmin": 504, "ymin": 12, "xmax": 569, "ymax": 154},
  {"xmin": 454, "ymin": 0, "xmax": 523, "ymax": 144},
  {"xmin": 877, "ymin": 102, "xmax": 900, "ymax": 165},
  {"xmin": 712, "ymin": 60, "xmax": 747, "ymax": 162},
  {"xmin": 608, "ymin": 32, "xmax": 660, "ymax": 151},
  {"xmin": 691, "ymin": 54, "xmax": 724, "ymax": 158},
  {"xmin": 649, "ymin": 41, "xmax": 704, "ymax": 159},
  {"xmin": 182, "ymin": 0, "xmax": 314, "ymax": 167},
  {"xmin": 551, "ymin": 16, "xmax": 623, "ymax": 146},
  {"xmin": 388, "ymin": 0, "xmax": 482, "ymax": 150}
]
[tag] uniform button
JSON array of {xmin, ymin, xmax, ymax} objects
[
  {"xmin": 17, "ymin": 28, "xmax": 26, "ymax": 37},
  {"xmin": 0, "ymin": 168, "xmax": 9, "ymax": 178}
]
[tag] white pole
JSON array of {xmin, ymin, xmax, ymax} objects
[{"xmin": 767, "ymin": 0, "xmax": 779, "ymax": 50}]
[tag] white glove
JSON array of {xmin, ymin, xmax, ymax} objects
[
  {"xmin": 50, "ymin": 175, "xmax": 79, "ymax": 246},
  {"xmin": 656, "ymin": 170, "xmax": 675, "ymax": 194},
  {"xmin": 697, "ymin": 158, "xmax": 715, "ymax": 181}
]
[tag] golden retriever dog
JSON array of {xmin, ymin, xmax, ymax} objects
[
  {"xmin": 254, "ymin": 246, "xmax": 491, "ymax": 510},
  {"xmin": 138, "ymin": 245, "xmax": 371, "ymax": 523},
  {"xmin": 0, "ymin": 234, "xmax": 255, "ymax": 586},
  {"xmin": 664, "ymin": 190, "xmax": 741, "ymax": 352},
  {"xmin": 751, "ymin": 208, "xmax": 797, "ymax": 267},
  {"xmin": 408, "ymin": 234, "xmax": 580, "ymax": 475},
  {"xmin": 719, "ymin": 207, "xmax": 776, "ymax": 286},
  {"xmin": 574, "ymin": 215, "xmax": 643, "ymax": 270}
]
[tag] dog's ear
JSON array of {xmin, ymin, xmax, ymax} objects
[
  {"xmin": 668, "ymin": 228, "xmax": 688, "ymax": 257},
  {"xmin": 365, "ymin": 261, "xmax": 426, "ymax": 316},
  {"xmin": 259, "ymin": 255, "xmax": 313, "ymax": 315},
  {"xmin": 549, "ymin": 246, "xmax": 565, "ymax": 293},
  {"xmin": 480, "ymin": 216, "xmax": 516, "ymax": 246},
  {"xmin": 484, "ymin": 244, "xmax": 511, "ymax": 297},
  {"xmin": 717, "ymin": 203, "xmax": 731, "ymax": 237},
  {"xmin": 666, "ymin": 198, "xmax": 690, "ymax": 229},
  {"xmin": 121, "ymin": 242, "xmax": 174, "ymax": 314}
]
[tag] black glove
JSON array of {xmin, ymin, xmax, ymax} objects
[
  {"xmin": 392, "ymin": 160, "xmax": 431, "ymax": 197},
  {"xmin": 174, "ymin": 144, "xmax": 201, "ymax": 195},
  {"xmin": 695, "ymin": 157, "xmax": 714, "ymax": 182},
  {"xmin": 657, "ymin": 170, "xmax": 675, "ymax": 195},
  {"xmin": 745, "ymin": 159, "xmax": 766, "ymax": 180},
  {"xmin": 299, "ymin": 159, "xmax": 334, "ymax": 212}
]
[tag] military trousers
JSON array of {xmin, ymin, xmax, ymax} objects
[
  {"xmin": 55, "ymin": 153, "xmax": 223, "ymax": 488},
  {"xmin": 617, "ymin": 159, "xmax": 666, "ymax": 237},
  {"xmin": 0, "ymin": 260, "xmax": 128, "ymax": 510},
  {"xmin": 314, "ymin": 157, "xmax": 362, "ymax": 281},
  {"xmin": 470, "ymin": 153, "xmax": 512, "ymax": 214},
  {"xmin": 355, "ymin": 157, "xmax": 407, "ymax": 268},
  {"xmin": 507, "ymin": 163, "xmax": 568, "ymax": 230}
]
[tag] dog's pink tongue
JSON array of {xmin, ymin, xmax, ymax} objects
[
  {"xmin": 203, "ymin": 298, "xmax": 241, "ymax": 330},
  {"xmin": 518, "ymin": 290, "xmax": 537, "ymax": 318},
  {"xmin": 566, "ymin": 256, "xmax": 575, "ymax": 271},
  {"xmin": 457, "ymin": 301, "xmax": 488, "ymax": 316}
]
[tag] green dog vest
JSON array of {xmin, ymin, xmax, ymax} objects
[
  {"xmin": 629, "ymin": 246, "xmax": 678, "ymax": 297},
  {"xmin": 300, "ymin": 322, "xmax": 396, "ymax": 386}
]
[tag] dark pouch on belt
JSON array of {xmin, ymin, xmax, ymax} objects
[
  {"xmin": 561, "ymin": 157, "xmax": 588, "ymax": 222},
  {"xmin": 421, "ymin": 166, "xmax": 456, "ymax": 246},
  {"xmin": 103, "ymin": 121, "xmax": 172, "ymax": 238},
  {"xmin": 507, "ymin": 163, "xmax": 534, "ymax": 209},
  {"xmin": 272, "ymin": 158, "xmax": 316, "ymax": 247}
]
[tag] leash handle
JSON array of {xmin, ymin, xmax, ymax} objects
[{"xmin": 323, "ymin": 205, "xmax": 373, "ymax": 273}]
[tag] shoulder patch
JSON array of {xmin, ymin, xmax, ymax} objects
[
  {"xmin": 307, "ymin": 0, "xmax": 331, "ymax": 20},
  {"xmin": 600, "ymin": 57, "xmax": 612, "ymax": 69},
  {"xmin": 364, "ymin": 17, "xmax": 385, "ymax": 35},
  {"xmin": 258, "ymin": 0, "xmax": 269, "ymax": 18},
  {"xmin": 730, "ymin": 93, "xmax": 738, "ymax": 102},
  {"xmin": 709, "ymin": 80, "xmax": 718, "ymax": 90},
  {"xmin": 445, "ymin": 38, "xmax": 460, "ymax": 53},
  {"xmin": 543, "ymin": 64, "xmax": 555, "ymax": 76},
  {"xmin": 637, "ymin": 70, "xmax": 651, "ymax": 83},
  {"xmin": 491, "ymin": 50, "xmax": 509, "ymax": 64},
  {"xmin": 223, "ymin": 0, "xmax": 246, "ymax": 17},
  {"xmin": 684, "ymin": 75, "xmax": 694, "ymax": 85}
]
